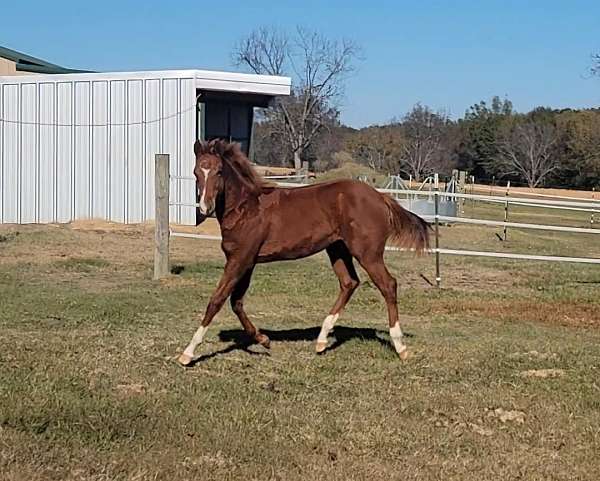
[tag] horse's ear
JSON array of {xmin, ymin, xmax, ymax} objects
[
  {"xmin": 193, "ymin": 139, "xmax": 202, "ymax": 157},
  {"xmin": 224, "ymin": 142, "xmax": 240, "ymax": 158},
  {"xmin": 211, "ymin": 139, "xmax": 228, "ymax": 157}
]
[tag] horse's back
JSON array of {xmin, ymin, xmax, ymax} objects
[
  {"xmin": 256, "ymin": 179, "xmax": 390, "ymax": 262},
  {"xmin": 275, "ymin": 178, "xmax": 381, "ymax": 203}
]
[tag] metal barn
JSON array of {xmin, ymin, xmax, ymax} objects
[{"xmin": 0, "ymin": 69, "xmax": 290, "ymax": 225}]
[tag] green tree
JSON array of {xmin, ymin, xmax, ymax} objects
[
  {"xmin": 556, "ymin": 109, "xmax": 600, "ymax": 188},
  {"xmin": 345, "ymin": 124, "xmax": 403, "ymax": 172},
  {"xmin": 456, "ymin": 96, "xmax": 514, "ymax": 179}
]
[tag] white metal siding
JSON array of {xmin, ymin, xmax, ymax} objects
[
  {"xmin": 2, "ymin": 84, "xmax": 19, "ymax": 223},
  {"xmin": 57, "ymin": 82, "xmax": 72, "ymax": 223},
  {"xmin": 39, "ymin": 82, "xmax": 56, "ymax": 223},
  {"xmin": 0, "ymin": 74, "xmax": 197, "ymax": 225}
]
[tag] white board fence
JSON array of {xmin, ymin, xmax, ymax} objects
[{"xmin": 154, "ymin": 155, "xmax": 600, "ymax": 282}]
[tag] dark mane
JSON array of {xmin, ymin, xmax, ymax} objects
[{"xmin": 197, "ymin": 139, "xmax": 272, "ymax": 194}]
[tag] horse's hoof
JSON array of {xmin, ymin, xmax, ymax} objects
[
  {"xmin": 398, "ymin": 349, "xmax": 409, "ymax": 361},
  {"xmin": 315, "ymin": 341, "xmax": 328, "ymax": 354},
  {"xmin": 256, "ymin": 333, "xmax": 270, "ymax": 349},
  {"xmin": 178, "ymin": 353, "xmax": 193, "ymax": 366}
]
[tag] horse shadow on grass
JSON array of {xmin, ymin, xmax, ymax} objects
[
  {"xmin": 186, "ymin": 340, "xmax": 270, "ymax": 366},
  {"xmin": 229, "ymin": 326, "xmax": 411, "ymax": 353},
  {"xmin": 186, "ymin": 326, "xmax": 415, "ymax": 366}
]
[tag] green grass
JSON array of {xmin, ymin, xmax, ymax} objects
[{"xmin": 0, "ymin": 223, "xmax": 599, "ymax": 480}]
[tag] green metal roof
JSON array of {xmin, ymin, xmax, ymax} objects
[{"xmin": 0, "ymin": 45, "xmax": 92, "ymax": 74}]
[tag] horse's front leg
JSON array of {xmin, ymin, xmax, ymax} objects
[
  {"xmin": 178, "ymin": 259, "xmax": 249, "ymax": 366},
  {"xmin": 231, "ymin": 267, "xmax": 270, "ymax": 348}
]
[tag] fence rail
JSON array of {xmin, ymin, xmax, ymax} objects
[
  {"xmin": 154, "ymin": 154, "xmax": 600, "ymax": 282},
  {"xmin": 472, "ymin": 199, "xmax": 600, "ymax": 214},
  {"xmin": 167, "ymin": 232, "xmax": 600, "ymax": 266},
  {"xmin": 379, "ymin": 188, "xmax": 600, "ymax": 210},
  {"xmin": 434, "ymin": 248, "xmax": 600, "ymax": 265},
  {"xmin": 480, "ymin": 185, "xmax": 598, "ymax": 203},
  {"xmin": 429, "ymin": 215, "xmax": 600, "ymax": 235}
]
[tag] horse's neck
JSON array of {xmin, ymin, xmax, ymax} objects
[{"xmin": 216, "ymin": 177, "xmax": 259, "ymax": 229}]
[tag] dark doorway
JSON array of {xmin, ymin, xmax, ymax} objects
[{"xmin": 203, "ymin": 102, "xmax": 253, "ymax": 155}]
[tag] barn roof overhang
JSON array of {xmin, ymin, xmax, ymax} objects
[{"xmin": 0, "ymin": 68, "xmax": 291, "ymax": 98}]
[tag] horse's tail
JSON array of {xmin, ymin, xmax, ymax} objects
[{"xmin": 382, "ymin": 194, "xmax": 431, "ymax": 254}]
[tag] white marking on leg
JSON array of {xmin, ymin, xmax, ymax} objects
[
  {"xmin": 317, "ymin": 313, "xmax": 339, "ymax": 344},
  {"xmin": 199, "ymin": 168, "xmax": 210, "ymax": 214},
  {"xmin": 389, "ymin": 322, "xmax": 406, "ymax": 355},
  {"xmin": 183, "ymin": 325, "xmax": 208, "ymax": 358}
]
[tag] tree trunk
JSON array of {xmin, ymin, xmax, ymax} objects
[{"xmin": 293, "ymin": 150, "xmax": 302, "ymax": 171}]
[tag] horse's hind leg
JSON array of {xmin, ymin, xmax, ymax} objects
[
  {"xmin": 230, "ymin": 268, "xmax": 270, "ymax": 348},
  {"xmin": 354, "ymin": 252, "xmax": 408, "ymax": 359},
  {"xmin": 316, "ymin": 241, "xmax": 360, "ymax": 353}
]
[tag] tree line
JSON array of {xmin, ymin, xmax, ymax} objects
[
  {"xmin": 345, "ymin": 99, "xmax": 600, "ymax": 189},
  {"xmin": 235, "ymin": 27, "xmax": 600, "ymax": 189}
]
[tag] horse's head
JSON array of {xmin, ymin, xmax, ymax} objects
[
  {"xmin": 193, "ymin": 139, "xmax": 231, "ymax": 216},
  {"xmin": 193, "ymin": 139, "xmax": 267, "ymax": 219}
]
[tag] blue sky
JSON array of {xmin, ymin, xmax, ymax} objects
[{"xmin": 3, "ymin": 0, "xmax": 599, "ymax": 127}]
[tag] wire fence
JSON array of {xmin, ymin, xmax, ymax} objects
[{"xmin": 0, "ymin": 104, "xmax": 197, "ymax": 127}]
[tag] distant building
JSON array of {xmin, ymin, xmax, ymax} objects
[{"xmin": 0, "ymin": 45, "xmax": 89, "ymax": 76}]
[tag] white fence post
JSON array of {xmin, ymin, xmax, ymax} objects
[
  {"xmin": 434, "ymin": 190, "xmax": 441, "ymax": 288},
  {"xmin": 154, "ymin": 154, "xmax": 170, "ymax": 280},
  {"xmin": 503, "ymin": 180, "xmax": 511, "ymax": 241}
]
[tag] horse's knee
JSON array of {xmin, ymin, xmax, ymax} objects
[
  {"xmin": 230, "ymin": 297, "xmax": 243, "ymax": 314},
  {"xmin": 341, "ymin": 277, "xmax": 360, "ymax": 293},
  {"xmin": 382, "ymin": 276, "xmax": 397, "ymax": 299}
]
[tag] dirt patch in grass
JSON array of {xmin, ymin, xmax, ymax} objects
[
  {"xmin": 430, "ymin": 296, "xmax": 600, "ymax": 328},
  {"xmin": 53, "ymin": 257, "xmax": 110, "ymax": 272},
  {"xmin": 520, "ymin": 369, "xmax": 565, "ymax": 378}
]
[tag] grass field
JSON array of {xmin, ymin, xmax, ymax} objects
[{"xmin": 1, "ymin": 206, "xmax": 599, "ymax": 480}]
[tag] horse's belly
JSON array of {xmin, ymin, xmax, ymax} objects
[{"xmin": 257, "ymin": 220, "xmax": 338, "ymax": 262}]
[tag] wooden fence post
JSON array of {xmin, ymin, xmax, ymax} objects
[{"xmin": 154, "ymin": 154, "xmax": 170, "ymax": 280}]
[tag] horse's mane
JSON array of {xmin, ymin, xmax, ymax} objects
[{"xmin": 196, "ymin": 139, "xmax": 272, "ymax": 194}]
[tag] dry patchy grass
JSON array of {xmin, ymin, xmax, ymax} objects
[{"xmin": 0, "ymin": 222, "xmax": 599, "ymax": 481}]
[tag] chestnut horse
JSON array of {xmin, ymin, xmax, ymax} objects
[{"xmin": 178, "ymin": 139, "xmax": 430, "ymax": 366}]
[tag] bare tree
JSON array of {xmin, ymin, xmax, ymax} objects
[
  {"xmin": 233, "ymin": 26, "xmax": 360, "ymax": 170},
  {"xmin": 491, "ymin": 122, "xmax": 558, "ymax": 188},
  {"xmin": 397, "ymin": 104, "xmax": 449, "ymax": 181},
  {"xmin": 592, "ymin": 53, "xmax": 600, "ymax": 77}
]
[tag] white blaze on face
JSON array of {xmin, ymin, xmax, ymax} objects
[
  {"xmin": 389, "ymin": 322, "xmax": 406, "ymax": 355},
  {"xmin": 199, "ymin": 168, "xmax": 210, "ymax": 214},
  {"xmin": 183, "ymin": 325, "xmax": 208, "ymax": 358},
  {"xmin": 317, "ymin": 313, "xmax": 339, "ymax": 344}
]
